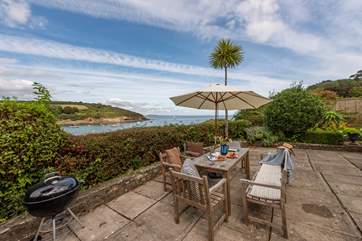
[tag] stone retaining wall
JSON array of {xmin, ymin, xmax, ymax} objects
[
  {"xmin": 0, "ymin": 163, "xmax": 161, "ymax": 241},
  {"xmin": 241, "ymin": 141, "xmax": 362, "ymax": 152},
  {"xmin": 293, "ymin": 143, "xmax": 362, "ymax": 152}
]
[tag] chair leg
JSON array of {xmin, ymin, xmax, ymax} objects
[
  {"xmin": 207, "ymin": 212, "xmax": 214, "ymax": 241},
  {"xmin": 241, "ymin": 184, "xmax": 249, "ymax": 224},
  {"xmin": 281, "ymin": 203, "xmax": 288, "ymax": 238},
  {"xmin": 223, "ymin": 182, "xmax": 228, "ymax": 222},
  {"xmin": 174, "ymin": 197, "xmax": 180, "ymax": 224},
  {"xmin": 162, "ymin": 170, "xmax": 167, "ymax": 192}
]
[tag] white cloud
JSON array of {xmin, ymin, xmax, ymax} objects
[
  {"xmin": 0, "ymin": 79, "xmax": 34, "ymax": 98},
  {"xmin": 0, "ymin": 0, "xmax": 30, "ymax": 26},
  {"xmin": 0, "ymin": 33, "xmax": 290, "ymax": 89},
  {"xmin": 28, "ymin": 0, "xmax": 362, "ymax": 77}
]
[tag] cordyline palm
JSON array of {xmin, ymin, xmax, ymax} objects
[{"xmin": 209, "ymin": 39, "xmax": 243, "ymax": 137}]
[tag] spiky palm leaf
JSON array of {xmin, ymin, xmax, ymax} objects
[{"xmin": 209, "ymin": 39, "xmax": 243, "ymax": 70}]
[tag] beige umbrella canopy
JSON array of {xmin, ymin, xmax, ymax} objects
[{"xmin": 170, "ymin": 83, "xmax": 271, "ymax": 136}]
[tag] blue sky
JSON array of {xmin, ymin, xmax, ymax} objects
[{"xmin": 0, "ymin": 0, "xmax": 361, "ymax": 115}]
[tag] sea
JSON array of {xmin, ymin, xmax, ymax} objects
[{"xmin": 62, "ymin": 115, "xmax": 215, "ymax": 135}]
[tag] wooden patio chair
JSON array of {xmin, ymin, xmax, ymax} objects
[
  {"xmin": 159, "ymin": 147, "xmax": 186, "ymax": 191},
  {"xmin": 170, "ymin": 170, "xmax": 228, "ymax": 241},
  {"xmin": 183, "ymin": 142, "xmax": 205, "ymax": 157},
  {"xmin": 240, "ymin": 166, "xmax": 288, "ymax": 238}
]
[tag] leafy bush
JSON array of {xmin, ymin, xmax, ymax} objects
[
  {"xmin": 244, "ymin": 126, "xmax": 280, "ymax": 146},
  {"xmin": 265, "ymin": 85, "xmax": 325, "ymax": 137},
  {"xmin": 304, "ymin": 128, "xmax": 344, "ymax": 145},
  {"xmin": 62, "ymin": 106, "xmax": 79, "ymax": 114},
  {"xmin": 233, "ymin": 109, "xmax": 264, "ymax": 126},
  {"xmin": 0, "ymin": 99, "xmax": 67, "ymax": 221},
  {"xmin": 319, "ymin": 111, "xmax": 345, "ymax": 130}
]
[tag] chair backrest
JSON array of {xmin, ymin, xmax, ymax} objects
[
  {"xmin": 159, "ymin": 147, "xmax": 182, "ymax": 163},
  {"xmin": 184, "ymin": 142, "xmax": 204, "ymax": 156},
  {"xmin": 159, "ymin": 151, "xmax": 168, "ymax": 164},
  {"xmin": 170, "ymin": 170, "xmax": 209, "ymax": 210}
]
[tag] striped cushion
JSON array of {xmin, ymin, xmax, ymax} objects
[
  {"xmin": 181, "ymin": 159, "xmax": 201, "ymax": 201},
  {"xmin": 248, "ymin": 164, "xmax": 281, "ymax": 200}
]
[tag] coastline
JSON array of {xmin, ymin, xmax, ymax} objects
[{"xmin": 57, "ymin": 116, "xmax": 146, "ymax": 126}]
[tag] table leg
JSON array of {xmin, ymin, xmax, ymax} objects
[
  {"xmin": 225, "ymin": 172, "xmax": 231, "ymax": 216},
  {"xmin": 246, "ymin": 151, "xmax": 250, "ymax": 180}
]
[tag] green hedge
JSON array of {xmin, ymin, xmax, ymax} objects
[
  {"xmin": 0, "ymin": 100, "xmax": 67, "ymax": 222},
  {"xmin": 304, "ymin": 128, "xmax": 344, "ymax": 145},
  {"xmin": 59, "ymin": 120, "xmax": 251, "ymax": 188}
]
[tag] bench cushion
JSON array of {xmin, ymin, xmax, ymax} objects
[{"xmin": 248, "ymin": 164, "xmax": 281, "ymax": 200}]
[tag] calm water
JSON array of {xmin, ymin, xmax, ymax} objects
[{"xmin": 63, "ymin": 115, "xmax": 214, "ymax": 135}]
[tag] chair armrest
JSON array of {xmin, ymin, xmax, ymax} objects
[
  {"xmin": 240, "ymin": 179, "xmax": 281, "ymax": 190},
  {"xmin": 209, "ymin": 178, "xmax": 226, "ymax": 193},
  {"xmin": 162, "ymin": 162, "xmax": 182, "ymax": 172}
]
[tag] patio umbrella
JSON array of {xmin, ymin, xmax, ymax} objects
[{"xmin": 170, "ymin": 83, "xmax": 271, "ymax": 137}]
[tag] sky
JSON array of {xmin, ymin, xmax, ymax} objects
[{"xmin": 0, "ymin": 0, "xmax": 361, "ymax": 115}]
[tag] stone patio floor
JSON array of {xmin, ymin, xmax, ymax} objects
[{"xmin": 45, "ymin": 148, "xmax": 362, "ymax": 241}]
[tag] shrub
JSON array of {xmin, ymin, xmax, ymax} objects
[
  {"xmin": 62, "ymin": 106, "xmax": 79, "ymax": 114},
  {"xmin": 304, "ymin": 128, "xmax": 344, "ymax": 145},
  {"xmin": 342, "ymin": 127, "xmax": 361, "ymax": 135},
  {"xmin": 0, "ymin": 99, "xmax": 67, "ymax": 221},
  {"xmin": 233, "ymin": 109, "xmax": 264, "ymax": 126},
  {"xmin": 319, "ymin": 111, "xmax": 345, "ymax": 130},
  {"xmin": 244, "ymin": 126, "xmax": 280, "ymax": 146},
  {"xmin": 264, "ymin": 85, "xmax": 325, "ymax": 137}
]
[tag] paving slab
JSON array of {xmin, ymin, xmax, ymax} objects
[
  {"xmin": 317, "ymin": 164, "xmax": 361, "ymax": 176},
  {"xmin": 307, "ymin": 149, "xmax": 348, "ymax": 163},
  {"xmin": 133, "ymin": 202, "xmax": 201, "ymax": 241},
  {"xmin": 183, "ymin": 218, "xmax": 268, "ymax": 241},
  {"xmin": 339, "ymin": 152, "xmax": 362, "ymax": 170},
  {"xmin": 349, "ymin": 212, "xmax": 362, "ymax": 233},
  {"xmin": 288, "ymin": 169, "xmax": 328, "ymax": 192},
  {"xmin": 70, "ymin": 205, "xmax": 129, "ymax": 241},
  {"xmin": 105, "ymin": 222, "xmax": 159, "ymax": 241},
  {"xmin": 338, "ymin": 195, "xmax": 362, "ymax": 215},
  {"xmin": 107, "ymin": 191, "xmax": 156, "ymax": 220},
  {"xmin": 323, "ymin": 173, "xmax": 362, "ymax": 186},
  {"xmin": 278, "ymin": 188, "xmax": 360, "ymax": 236},
  {"xmin": 270, "ymin": 221, "xmax": 361, "ymax": 241},
  {"xmin": 134, "ymin": 180, "xmax": 170, "ymax": 201},
  {"xmin": 326, "ymin": 181, "xmax": 362, "ymax": 198}
]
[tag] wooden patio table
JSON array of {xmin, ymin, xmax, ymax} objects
[{"xmin": 193, "ymin": 146, "xmax": 250, "ymax": 216}]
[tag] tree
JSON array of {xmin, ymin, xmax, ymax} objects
[
  {"xmin": 349, "ymin": 70, "xmax": 362, "ymax": 80},
  {"xmin": 209, "ymin": 39, "xmax": 243, "ymax": 137},
  {"xmin": 264, "ymin": 85, "xmax": 325, "ymax": 137}
]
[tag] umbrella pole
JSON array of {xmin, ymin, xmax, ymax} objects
[{"xmin": 214, "ymin": 102, "xmax": 218, "ymax": 138}]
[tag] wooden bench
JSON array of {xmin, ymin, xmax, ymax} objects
[{"xmin": 240, "ymin": 163, "xmax": 288, "ymax": 238}]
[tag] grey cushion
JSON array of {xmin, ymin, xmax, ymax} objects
[{"xmin": 181, "ymin": 159, "xmax": 201, "ymax": 201}]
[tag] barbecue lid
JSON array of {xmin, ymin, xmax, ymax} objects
[{"xmin": 24, "ymin": 173, "xmax": 79, "ymax": 203}]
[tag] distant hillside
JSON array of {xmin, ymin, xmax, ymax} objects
[
  {"xmin": 307, "ymin": 78, "xmax": 362, "ymax": 98},
  {"xmin": 51, "ymin": 101, "xmax": 146, "ymax": 125}
]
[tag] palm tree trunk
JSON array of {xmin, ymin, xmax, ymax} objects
[{"xmin": 224, "ymin": 66, "xmax": 228, "ymax": 138}]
